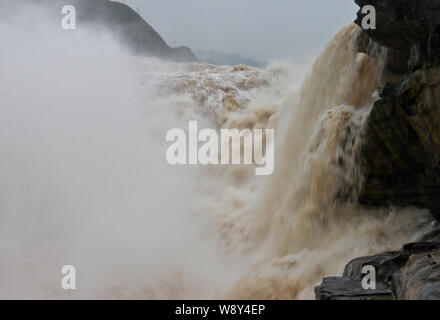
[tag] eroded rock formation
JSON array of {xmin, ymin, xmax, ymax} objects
[
  {"xmin": 317, "ymin": 0, "xmax": 440, "ymax": 300},
  {"xmin": 316, "ymin": 241, "xmax": 440, "ymax": 300},
  {"xmin": 355, "ymin": 0, "xmax": 440, "ymax": 219}
]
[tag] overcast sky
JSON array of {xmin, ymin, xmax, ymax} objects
[{"xmin": 118, "ymin": 0, "xmax": 358, "ymax": 61}]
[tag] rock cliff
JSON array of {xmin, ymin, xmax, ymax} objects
[
  {"xmin": 316, "ymin": 240, "xmax": 440, "ymax": 300},
  {"xmin": 316, "ymin": 0, "xmax": 440, "ymax": 300},
  {"xmin": 355, "ymin": 0, "xmax": 440, "ymax": 219}
]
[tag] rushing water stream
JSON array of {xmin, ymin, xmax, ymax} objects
[{"xmin": 0, "ymin": 8, "xmax": 431, "ymax": 299}]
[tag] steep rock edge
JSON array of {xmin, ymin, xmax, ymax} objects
[
  {"xmin": 316, "ymin": 0, "xmax": 440, "ymax": 300},
  {"xmin": 23, "ymin": 0, "xmax": 197, "ymax": 62},
  {"xmin": 316, "ymin": 240, "xmax": 440, "ymax": 300},
  {"xmin": 355, "ymin": 0, "xmax": 440, "ymax": 218}
]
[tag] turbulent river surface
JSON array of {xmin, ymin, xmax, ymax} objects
[{"xmin": 0, "ymin": 10, "xmax": 432, "ymax": 299}]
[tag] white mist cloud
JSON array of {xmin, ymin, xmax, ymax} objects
[
  {"xmin": 120, "ymin": 0, "xmax": 358, "ymax": 61},
  {"xmin": 0, "ymin": 3, "xmax": 242, "ymax": 299}
]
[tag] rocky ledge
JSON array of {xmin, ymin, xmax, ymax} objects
[
  {"xmin": 316, "ymin": 238, "xmax": 440, "ymax": 300},
  {"xmin": 355, "ymin": 0, "xmax": 440, "ymax": 218},
  {"xmin": 317, "ymin": 0, "xmax": 440, "ymax": 300}
]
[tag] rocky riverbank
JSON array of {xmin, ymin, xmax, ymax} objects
[{"xmin": 316, "ymin": 0, "xmax": 440, "ymax": 300}]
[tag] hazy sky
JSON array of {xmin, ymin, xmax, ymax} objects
[{"xmin": 118, "ymin": 0, "xmax": 358, "ymax": 61}]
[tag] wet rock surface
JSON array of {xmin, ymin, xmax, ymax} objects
[
  {"xmin": 316, "ymin": 242, "xmax": 440, "ymax": 300},
  {"xmin": 354, "ymin": 0, "xmax": 440, "ymax": 219},
  {"xmin": 315, "ymin": 277, "xmax": 392, "ymax": 300},
  {"xmin": 355, "ymin": 0, "xmax": 440, "ymax": 69},
  {"xmin": 393, "ymin": 249, "xmax": 440, "ymax": 299},
  {"xmin": 319, "ymin": 0, "xmax": 440, "ymax": 300},
  {"xmin": 358, "ymin": 66, "xmax": 440, "ymax": 219}
]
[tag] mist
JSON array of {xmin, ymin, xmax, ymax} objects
[
  {"xmin": 120, "ymin": 0, "xmax": 358, "ymax": 61},
  {"xmin": 0, "ymin": 0, "xmax": 432, "ymax": 300},
  {"xmin": 0, "ymin": 2, "xmax": 244, "ymax": 298}
]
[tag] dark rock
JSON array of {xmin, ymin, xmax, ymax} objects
[
  {"xmin": 354, "ymin": 0, "xmax": 440, "ymax": 69},
  {"xmin": 343, "ymin": 251, "xmax": 411, "ymax": 283},
  {"xmin": 354, "ymin": 1, "xmax": 440, "ymax": 219},
  {"xmin": 358, "ymin": 66, "xmax": 440, "ymax": 219},
  {"xmin": 392, "ymin": 250, "xmax": 440, "ymax": 299},
  {"xmin": 402, "ymin": 242, "xmax": 440, "ymax": 253},
  {"xmin": 315, "ymin": 242, "xmax": 440, "ymax": 300},
  {"xmin": 318, "ymin": 0, "xmax": 440, "ymax": 301},
  {"xmin": 315, "ymin": 277, "xmax": 391, "ymax": 300},
  {"xmin": 419, "ymin": 227, "xmax": 440, "ymax": 242},
  {"xmin": 356, "ymin": 31, "xmax": 410, "ymax": 75}
]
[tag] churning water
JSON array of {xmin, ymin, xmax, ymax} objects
[{"xmin": 0, "ymin": 7, "xmax": 431, "ymax": 299}]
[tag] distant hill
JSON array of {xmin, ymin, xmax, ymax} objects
[
  {"xmin": 195, "ymin": 50, "xmax": 265, "ymax": 68},
  {"xmin": 14, "ymin": 0, "xmax": 197, "ymax": 62}
]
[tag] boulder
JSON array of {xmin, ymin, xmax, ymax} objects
[
  {"xmin": 393, "ymin": 250, "xmax": 440, "ymax": 299},
  {"xmin": 315, "ymin": 277, "xmax": 391, "ymax": 300},
  {"xmin": 355, "ymin": 0, "xmax": 440, "ymax": 69},
  {"xmin": 358, "ymin": 67, "xmax": 440, "ymax": 219},
  {"xmin": 352, "ymin": 0, "xmax": 440, "ymax": 220},
  {"xmin": 315, "ymin": 243, "xmax": 440, "ymax": 300}
]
